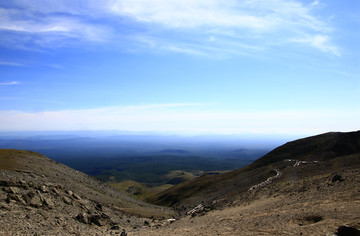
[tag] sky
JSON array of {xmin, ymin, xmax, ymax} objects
[{"xmin": 0, "ymin": 0, "xmax": 359, "ymax": 135}]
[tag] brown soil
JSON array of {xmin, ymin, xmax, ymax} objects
[{"xmin": 132, "ymin": 167, "xmax": 360, "ymax": 235}]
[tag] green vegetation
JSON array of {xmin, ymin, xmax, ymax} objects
[
  {"xmin": 63, "ymin": 155, "xmax": 251, "ymax": 186},
  {"xmin": 109, "ymin": 180, "xmax": 174, "ymax": 201}
]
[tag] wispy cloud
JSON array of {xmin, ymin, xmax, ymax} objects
[
  {"xmin": 0, "ymin": 81, "xmax": 20, "ymax": 86},
  {"xmin": 292, "ymin": 34, "xmax": 340, "ymax": 56},
  {"xmin": 0, "ymin": 103, "xmax": 358, "ymax": 135},
  {"xmin": 0, "ymin": 61, "xmax": 26, "ymax": 67},
  {"xmin": 0, "ymin": 6, "xmax": 111, "ymax": 49},
  {"xmin": 108, "ymin": 0, "xmax": 338, "ymax": 56},
  {"xmin": 0, "ymin": 0, "xmax": 339, "ymax": 56}
]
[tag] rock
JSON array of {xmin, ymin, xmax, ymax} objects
[
  {"xmin": 337, "ymin": 225, "xmax": 360, "ymax": 236},
  {"xmin": 18, "ymin": 180, "xmax": 29, "ymax": 190},
  {"xmin": 101, "ymin": 213, "xmax": 110, "ymax": 219},
  {"xmin": 51, "ymin": 187, "xmax": 60, "ymax": 195},
  {"xmin": 120, "ymin": 229, "xmax": 127, "ymax": 236},
  {"xmin": 42, "ymin": 196, "xmax": 54, "ymax": 209},
  {"xmin": 95, "ymin": 202, "xmax": 102, "ymax": 211},
  {"xmin": 5, "ymin": 187, "xmax": 20, "ymax": 194},
  {"xmin": 332, "ymin": 174, "xmax": 344, "ymax": 182},
  {"xmin": 167, "ymin": 218, "xmax": 176, "ymax": 224},
  {"xmin": 111, "ymin": 225, "xmax": 120, "ymax": 230},
  {"xmin": 6, "ymin": 193, "xmax": 26, "ymax": 205},
  {"xmin": 65, "ymin": 190, "xmax": 73, "ymax": 196},
  {"xmin": 62, "ymin": 196, "xmax": 73, "ymax": 205},
  {"xmin": 88, "ymin": 214, "xmax": 102, "ymax": 226},
  {"xmin": 76, "ymin": 212, "xmax": 89, "ymax": 224},
  {"xmin": 72, "ymin": 192, "xmax": 82, "ymax": 200},
  {"xmin": 29, "ymin": 194, "xmax": 43, "ymax": 208},
  {"xmin": 144, "ymin": 220, "xmax": 150, "ymax": 226},
  {"xmin": 39, "ymin": 185, "xmax": 48, "ymax": 193}
]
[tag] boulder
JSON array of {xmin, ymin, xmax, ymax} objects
[{"xmin": 337, "ymin": 225, "xmax": 360, "ymax": 236}]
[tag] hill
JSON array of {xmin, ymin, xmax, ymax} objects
[
  {"xmin": 148, "ymin": 131, "xmax": 360, "ymax": 207},
  {"xmin": 0, "ymin": 149, "xmax": 175, "ymax": 235},
  {"xmin": 140, "ymin": 131, "xmax": 360, "ymax": 235}
]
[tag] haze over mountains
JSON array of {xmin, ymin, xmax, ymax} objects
[
  {"xmin": 1, "ymin": 131, "xmax": 359, "ymax": 235},
  {"xmin": 0, "ymin": 131, "xmax": 293, "ymax": 186}
]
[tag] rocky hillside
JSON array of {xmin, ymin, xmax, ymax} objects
[
  {"xmin": 140, "ymin": 131, "xmax": 360, "ymax": 235},
  {"xmin": 148, "ymin": 131, "xmax": 360, "ymax": 208},
  {"xmin": 0, "ymin": 149, "xmax": 176, "ymax": 235}
]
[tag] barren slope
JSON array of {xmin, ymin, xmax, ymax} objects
[
  {"xmin": 0, "ymin": 149, "xmax": 175, "ymax": 235},
  {"xmin": 135, "ymin": 153, "xmax": 360, "ymax": 235},
  {"xmin": 148, "ymin": 131, "xmax": 360, "ymax": 208}
]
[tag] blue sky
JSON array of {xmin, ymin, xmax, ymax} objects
[{"xmin": 0, "ymin": 0, "xmax": 359, "ymax": 135}]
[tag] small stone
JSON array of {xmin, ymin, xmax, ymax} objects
[
  {"xmin": 76, "ymin": 212, "xmax": 89, "ymax": 224},
  {"xmin": 6, "ymin": 193, "xmax": 26, "ymax": 205},
  {"xmin": 89, "ymin": 214, "xmax": 102, "ymax": 226},
  {"xmin": 40, "ymin": 185, "xmax": 48, "ymax": 193},
  {"xmin": 95, "ymin": 202, "xmax": 102, "ymax": 211},
  {"xmin": 331, "ymin": 174, "xmax": 344, "ymax": 182},
  {"xmin": 29, "ymin": 195, "xmax": 43, "ymax": 208},
  {"xmin": 62, "ymin": 196, "xmax": 73, "ymax": 205},
  {"xmin": 111, "ymin": 225, "xmax": 120, "ymax": 230},
  {"xmin": 72, "ymin": 193, "xmax": 82, "ymax": 200},
  {"xmin": 120, "ymin": 229, "xmax": 127, "ymax": 236},
  {"xmin": 52, "ymin": 187, "xmax": 60, "ymax": 195},
  {"xmin": 7, "ymin": 187, "xmax": 20, "ymax": 194},
  {"xmin": 42, "ymin": 197, "xmax": 54, "ymax": 209},
  {"xmin": 66, "ymin": 190, "xmax": 73, "ymax": 196},
  {"xmin": 101, "ymin": 213, "xmax": 110, "ymax": 219},
  {"xmin": 19, "ymin": 181, "xmax": 28, "ymax": 189}
]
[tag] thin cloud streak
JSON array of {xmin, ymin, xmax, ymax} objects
[
  {"xmin": 0, "ymin": 104, "xmax": 358, "ymax": 135},
  {"xmin": 0, "ymin": 61, "xmax": 26, "ymax": 67},
  {"xmin": 0, "ymin": 81, "xmax": 20, "ymax": 86}
]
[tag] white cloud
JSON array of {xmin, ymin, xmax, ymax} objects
[
  {"xmin": 0, "ymin": 104, "xmax": 358, "ymax": 135},
  {"xmin": 107, "ymin": 0, "xmax": 338, "ymax": 56},
  {"xmin": 0, "ymin": 0, "xmax": 338, "ymax": 56},
  {"xmin": 0, "ymin": 81, "xmax": 20, "ymax": 86},
  {"xmin": 110, "ymin": 0, "xmax": 272, "ymax": 30}
]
